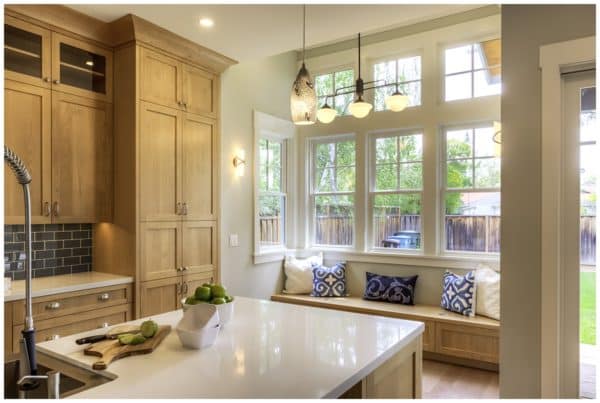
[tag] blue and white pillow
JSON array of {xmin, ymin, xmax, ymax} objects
[
  {"xmin": 311, "ymin": 262, "xmax": 347, "ymax": 297},
  {"xmin": 363, "ymin": 272, "xmax": 418, "ymax": 305},
  {"xmin": 441, "ymin": 271, "xmax": 476, "ymax": 317}
]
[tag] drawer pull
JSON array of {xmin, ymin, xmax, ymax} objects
[
  {"xmin": 45, "ymin": 335, "xmax": 60, "ymax": 341},
  {"xmin": 99, "ymin": 322, "xmax": 109, "ymax": 328},
  {"xmin": 46, "ymin": 302, "xmax": 61, "ymax": 310},
  {"xmin": 98, "ymin": 293, "xmax": 110, "ymax": 301}
]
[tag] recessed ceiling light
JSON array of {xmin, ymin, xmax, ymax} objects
[
  {"xmin": 199, "ymin": 18, "xmax": 214, "ymax": 28},
  {"xmin": 85, "ymin": 60, "xmax": 94, "ymax": 67}
]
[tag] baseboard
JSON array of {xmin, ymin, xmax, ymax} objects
[{"xmin": 424, "ymin": 351, "xmax": 499, "ymax": 372}]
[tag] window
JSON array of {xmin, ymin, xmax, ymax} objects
[
  {"xmin": 371, "ymin": 132, "xmax": 423, "ymax": 250},
  {"xmin": 258, "ymin": 138, "xmax": 286, "ymax": 249},
  {"xmin": 310, "ymin": 137, "xmax": 356, "ymax": 246},
  {"xmin": 443, "ymin": 124, "xmax": 501, "ymax": 253},
  {"xmin": 315, "ymin": 69, "xmax": 354, "ymax": 115},
  {"xmin": 444, "ymin": 39, "xmax": 501, "ymax": 101},
  {"xmin": 373, "ymin": 55, "xmax": 422, "ymax": 110}
]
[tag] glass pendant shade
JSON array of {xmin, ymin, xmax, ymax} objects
[
  {"xmin": 348, "ymin": 97, "xmax": 372, "ymax": 119},
  {"xmin": 316, "ymin": 104, "xmax": 337, "ymax": 124},
  {"xmin": 385, "ymin": 91, "xmax": 409, "ymax": 112},
  {"xmin": 290, "ymin": 63, "xmax": 317, "ymax": 125}
]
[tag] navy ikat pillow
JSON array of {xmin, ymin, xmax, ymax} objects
[
  {"xmin": 363, "ymin": 272, "xmax": 418, "ymax": 305},
  {"xmin": 311, "ymin": 262, "xmax": 347, "ymax": 297},
  {"xmin": 441, "ymin": 271, "xmax": 476, "ymax": 317}
]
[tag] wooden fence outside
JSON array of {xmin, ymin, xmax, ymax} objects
[{"xmin": 581, "ymin": 216, "xmax": 596, "ymax": 265}]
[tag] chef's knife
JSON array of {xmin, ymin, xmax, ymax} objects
[{"xmin": 75, "ymin": 325, "xmax": 140, "ymax": 345}]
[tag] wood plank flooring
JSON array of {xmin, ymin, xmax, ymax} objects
[{"xmin": 422, "ymin": 360, "xmax": 499, "ymax": 399}]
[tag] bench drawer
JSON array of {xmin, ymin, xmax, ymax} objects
[
  {"xmin": 12, "ymin": 304, "xmax": 131, "ymax": 352},
  {"xmin": 435, "ymin": 322, "xmax": 499, "ymax": 363},
  {"xmin": 12, "ymin": 284, "xmax": 132, "ymax": 321}
]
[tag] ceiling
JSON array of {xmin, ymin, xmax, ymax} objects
[{"xmin": 68, "ymin": 4, "xmax": 484, "ymax": 62}]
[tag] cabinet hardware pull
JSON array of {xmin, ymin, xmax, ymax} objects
[
  {"xmin": 46, "ymin": 302, "xmax": 61, "ymax": 310},
  {"xmin": 182, "ymin": 282, "xmax": 188, "ymax": 294},
  {"xmin": 182, "ymin": 203, "xmax": 188, "ymax": 215},
  {"xmin": 183, "ymin": 102, "xmax": 188, "ymax": 109},
  {"xmin": 43, "ymin": 202, "xmax": 51, "ymax": 217},
  {"xmin": 182, "ymin": 266, "xmax": 188, "ymax": 272},
  {"xmin": 99, "ymin": 322, "xmax": 109, "ymax": 328},
  {"xmin": 176, "ymin": 283, "xmax": 182, "ymax": 295},
  {"xmin": 176, "ymin": 202, "xmax": 182, "ymax": 215},
  {"xmin": 43, "ymin": 77, "xmax": 51, "ymax": 83},
  {"xmin": 52, "ymin": 201, "xmax": 60, "ymax": 216},
  {"xmin": 52, "ymin": 79, "xmax": 60, "ymax": 84},
  {"xmin": 98, "ymin": 293, "xmax": 110, "ymax": 301},
  {"xmin": 46, "ymin": 335, "xmax": 60, "ymax": 341}
]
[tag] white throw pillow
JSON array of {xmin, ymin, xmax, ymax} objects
[
  {"xmin": 283, "ymin": 253, "xmax": 323, "ymax": 294},
  {"xmin": 475, "ymin": 265, "xmax": 500, "ymax": 320}
]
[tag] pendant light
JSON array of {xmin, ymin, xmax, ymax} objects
[
  {"xmin": 290, "ymin": 5, "xmax": 317, "ymax": 125},
  {"xmin": 385, "ymin": 87, "xmax": 409, "ymax": 112},
  {"xmin": 348, "ymin": 33, "xmax": 372, "ymax": 119},
  {"xmin": 316, "ymin": 99, "xmax": 337, "ymax": 123}
]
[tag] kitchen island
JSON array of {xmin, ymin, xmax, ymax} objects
[{"xmin": 36, "ymin": 297, "xmax": 424, "ymax": 398}]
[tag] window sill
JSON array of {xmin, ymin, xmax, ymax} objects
[{"xmin": 253, "ymin": 249, "xmax": 296, "ymax": 265}]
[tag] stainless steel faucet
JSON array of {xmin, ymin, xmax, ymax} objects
[{"xmin": 5, "ymin": 146, "xmax": 60, "ymax": 397}]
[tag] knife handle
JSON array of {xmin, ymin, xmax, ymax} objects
[{"xmin": 75, "ymin": 334, "xmax": 108, "ymax": 345}]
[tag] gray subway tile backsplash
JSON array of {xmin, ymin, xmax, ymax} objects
[{"xmin": 4, "ymin": 223, "xmax": 93, "ymax": 280}]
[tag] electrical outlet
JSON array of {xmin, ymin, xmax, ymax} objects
[{"xmin": 229, "ymin": 234, "xmax": 239, "ymax": 247}]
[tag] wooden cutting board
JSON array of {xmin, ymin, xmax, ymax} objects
[{"xmin": 84, "ymin": 325, "xmax": 171, "ymax": 370}]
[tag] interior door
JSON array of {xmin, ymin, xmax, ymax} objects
[
  {"xmin": 51, "ymin": 92, "xmax": 112, "ymax": 223},
  {"xmin": 140, "ymin": 47, "xmax": 181, "ymax": 110},
  {"xmin": 4, "ymin": 80, "xmax": 52, "ymax": 224},
  {"xmin": 139, "ymin": 102, "xmax": 182, "ymax": 221},
  {"xmin": 181, "ymin": 113, "xmax": 217, "ymax": 220}
]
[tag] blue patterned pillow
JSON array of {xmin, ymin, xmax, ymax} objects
[
  {"xmin": 363, "ymin": 272, "xmax": 418, "ymax": 305},
  {"xmin": 441, "ymin": 271, "xmax": 476, "ymax": 317},
  {"xmin": 311, "ymin": 262, "xmax": 347, "ymax": 297}
]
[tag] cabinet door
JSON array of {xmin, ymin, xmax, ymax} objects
[
  {"xmin": 139, "ymin": 102, "xmax": 182, "ymax": 221},
  {"xmin": 140, "ymin": 47, "xmax": 181, "ymax": 110},
  {"xmin": 182, "ymin": 64, "xmax": 216, "ymax": 117},
  {"xmin": 4, "ymin": 80, "xmax": 52, "ymax": 224},
  {"xmin": 181, "ymin": 221, "xmax": 217, "ymax": 277},
  {"xmin": 140, "ymin": 277, "xmax": 182, "ymax": 317},
  {"xmin": 181, "ymin": 113, "xmax": 217, "ymax": 220},
  {"xmin": 51, "ymin": 92, "xmax": 112, "ymax": 223},
  {"xmin": 4, "ymin": 15, "xmax": 52, "ymax": 88},
  {"xmin": 140, "ymin": 221, "xmax": 181, "ymax": 282},
  {"xmin": 181, "ymin": 272, "xmax": 215, "ymax": 303},
  {"xmin": 52, "ymin": 33, "xmax": 112, "ymax": 102}
]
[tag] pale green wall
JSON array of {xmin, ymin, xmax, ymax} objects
[
  {"xmin": 220, "ymin": 51, "xmax": 298, "ymax": 299},
  {"xmin": 500, "ymin": 4, "xmax": 595, "ymax": 398}
]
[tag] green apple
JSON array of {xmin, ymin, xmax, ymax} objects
[
  {"xmin": 224, "ymin": 295, "xmax": 233, "ymax": 303},
  {"xmin": 211, "ymin": 297, "xmax": 226, "ymax": 305},
  {"xmin": 194, "ymin": 286, "xmax": 212, "ymax": 301},
  {"xmin": 211, "ymin": 284, "xmax": 227, "ymax": 299}
]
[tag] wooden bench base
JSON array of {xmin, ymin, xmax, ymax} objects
[{"xmin": 271, "ymin": 294, "xmax": 499, "ymax": 371}]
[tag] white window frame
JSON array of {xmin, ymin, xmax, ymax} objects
[
  {"xmin": 442, "ymin": 37, "xmax": 501, "ymax": 102},
  {"xmin": 308, "ymin": 133, "xmax": 356, "ymax": 249},
  {"xmin": 314, "ymin": 65, "xmax": 355, "ymax": 115},
  {"xmin": 371, "ymin": 52, "xmax": 423, "ymax": 111},
  {"xmin": 367, "ymin": 128, "xmax": 424, "ymax": 254},
  {"xmin": 440, "ymin": 121, "xmax": 501, "ymax": 257},
  {"xmin": 253, "ymin": 111, "xmax": 295, "ymax": 260}
]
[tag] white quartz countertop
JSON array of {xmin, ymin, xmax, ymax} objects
[
  {"xmin": 37, "ymin": 297, "xmax": 424, "ymax": 399},
  {"xmin": 4, "ymin": 272, "xmax": 133, "ymax": 302}
]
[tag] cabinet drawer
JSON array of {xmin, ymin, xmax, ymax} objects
[
  {"xmin": 13, "ymin": 304, "xmax": 131, "ymax": 351},
  {"xmin": 12, "ymin": 284, "xmax": 132, "ymax": 322},
  {"xmin": 435, "ymin": 322, "xmax": 499, "ymax": 363}
]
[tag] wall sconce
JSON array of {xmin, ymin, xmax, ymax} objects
[
  {"xmin": 233, "ymin": 149, "xmax": 246, "ymax": 177},
  {"xmin": 492, "ymin": 121, "xmax": 501, "ymax": 157}
]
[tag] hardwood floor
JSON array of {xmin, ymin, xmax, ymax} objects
[{"xmin": 422, "ymin": 360, "xmax": 499, "ymax": 399}]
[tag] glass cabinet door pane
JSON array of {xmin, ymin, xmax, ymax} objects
[
  {"xmin": 59, "ymin": 43, "xmax": 106, "ymax": 94},
  {"xmin": 4, "ymin": 24, "xmax": 42, "ymax": 79}
]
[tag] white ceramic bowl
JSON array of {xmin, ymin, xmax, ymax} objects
[
  {"xmin": 176, "ymin": 322, "xmax": 220, "ymax": 349},
  {"xmin": 181, "ymin": 298, "xmax": 234, "ymax": 325}
]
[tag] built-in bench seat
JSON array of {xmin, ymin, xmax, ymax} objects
[{"xmin": 271, "ymin": 294, "xmax": 499, "ymax": 371}]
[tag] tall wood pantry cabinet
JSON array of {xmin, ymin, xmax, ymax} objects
[{"xmin": 4, "ymin": 13, "xmax": 113, "ymax": 224}]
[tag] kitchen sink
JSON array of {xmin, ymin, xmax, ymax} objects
[{"xmin": 4, "ymin": 352, "xmax": 113, "ymax": 399}]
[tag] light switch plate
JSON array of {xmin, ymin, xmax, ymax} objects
[{"xmin": 229, "ymin": 234, "xmax": 239, "ymax": 247}]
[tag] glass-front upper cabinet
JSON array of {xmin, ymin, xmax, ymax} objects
[
  {"xmin": 52, "ymin": 34, "xmax": 113, "ymax": 101},
  {"xmin": 4, "ymin": 16, "xmax": 52, "ymax": 87}
]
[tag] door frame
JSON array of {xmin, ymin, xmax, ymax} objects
[{"xmin": 539, "ymin": 35, "xmax": 595, "ymax": 398}]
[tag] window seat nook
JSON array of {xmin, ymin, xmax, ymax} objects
[{"xmin": 271, "ymin": 294, "xmax": 499, "ymax": 371}]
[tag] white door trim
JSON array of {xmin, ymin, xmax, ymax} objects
[{"xmin": 539, "ymin": 35, "xmax": 595, "ymax": 398}]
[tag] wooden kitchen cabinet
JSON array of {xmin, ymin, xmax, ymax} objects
[
  {"xmin": 181, "ymin": 221, "xmax": 217, "ymax": 276},
  {"xmin": 52, "ymin": 92, "xmax": 112, "ymax": 223},
  {"xmin": 4, "ymin": 80, "xmax": 52, "ymax": 224},
  {"xmin": 139, "ymin": 276, "xmax": 182, "ymax": 318},
  {"xmin": 181, "ymin": 63, "xmax": 216, "ymax": 117},
  {"xmin": 139, "ymin": 221, "xmax": 180, "ymax": 282},
  {"xmin": 180, "ymin": 272, "xmax": 215, "ymax": 301}
]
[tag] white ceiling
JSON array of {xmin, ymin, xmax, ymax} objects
[{"xmin": 68, "ymin": 4, "xmax": 483, "ymax": 62}]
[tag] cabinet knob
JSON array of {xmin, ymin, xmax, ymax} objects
[
  {"xmin": 45, "ymin": 335, "xmax": 60, "ymax": 341},
  {"xmin": 45, "ymin": 302, "xmax": 61, "ymax": 310},
  {"xmin": 52, "ymin": 201, "xmax": 60, "ymax": 216},
  {"xmin": 182, "ymin": 203, "xmax": 188, "ymax": 215},
  {"xmin": 176, "ymin": 266, "xmax": 183, "ymax": 272},
  {"xmin": 182, "ymin": 282, "xmax": 188, "ymax": 294},
  {"xmin": 182, "ymin": 102, "xmax": 188, "ymax": 109},
  {"xmin": 43, "ymin": 202, "xmax": 51, "ymax": 217},
  {"xmin": 176, "ymin": 283, "xmax": 182, "ymax": 295},
  {"xmin": 52, "ymin": 79, "xmax": 60, "ymax": 85},
  {"xmin": 98, "ymin": 293, "xmax": 110, "ymax": 301},
  {"xmin": 99, "ymin": 322, "xmax": 109, "ymax": 328},
  {"xmin": 43, "ymin": 77, "xmax": 51, "ymax": 83},
  {"xmin": 176, "ymin": 202, "xmax": 182, "ymax": 215},
  {"xmin": 182, "ymin": 266, "xmax": 188, "ymax": 272}
]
